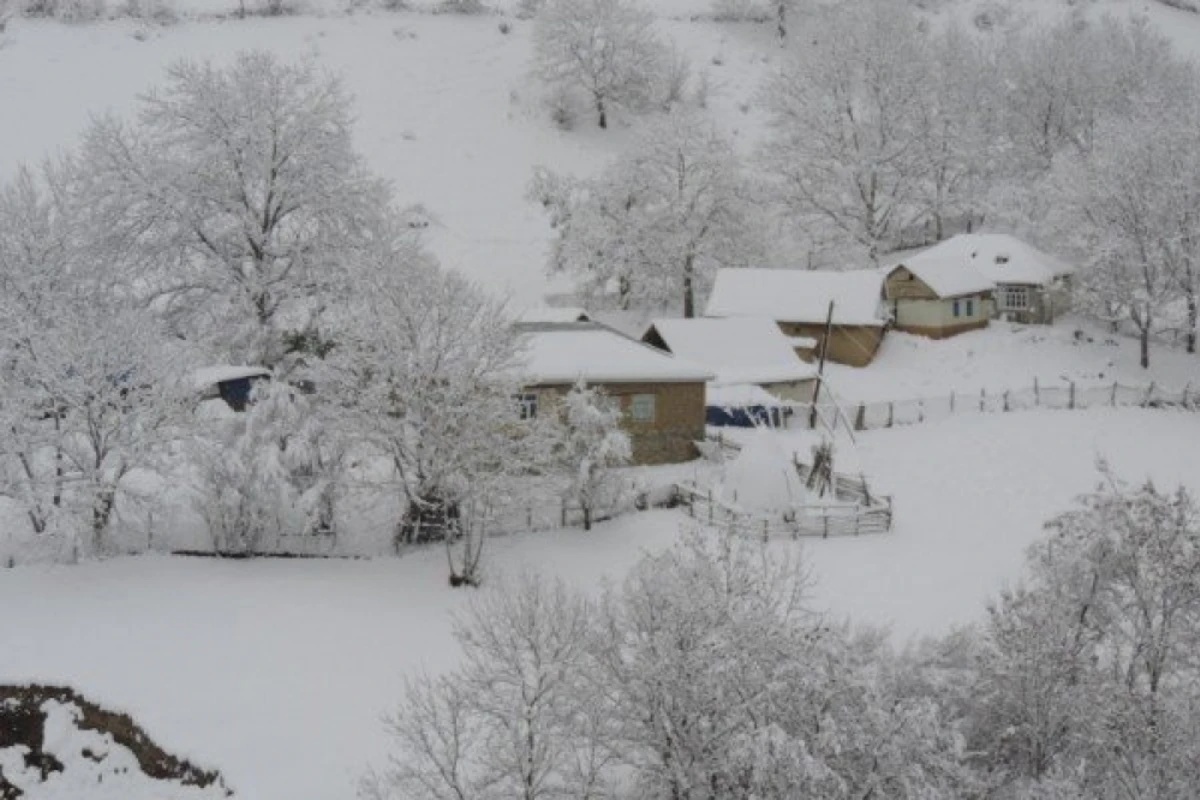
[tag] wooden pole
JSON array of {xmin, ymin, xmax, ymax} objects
[
  {"xmin": 950, "ymin": 391, "xmax": 955, "ymax": 413},
  {"xmin": 1003, "ymin": 391, "xmax": 1010, "ymax": 412},
  {"xmin": 1144, "ymin": 382, "xmax": 1156, "ymax": 408},
  {"xmin": 762, "ymin": 519, "xmax": 769, "ymax": 543},
  {"xmin": 1069, "ymin": 381, "xmax": 1076, "ymax": 410},
  {"xmin": 1111, "ymin": 381, "xmax": 1118, "ymax": 406},
  {"xmin": 855, "ymin": 403, "xmax": 866, "ymax": 431},
  {"xmin": 809, "ymin": 300, "xmax": 835, "ymax": 430},
  {"xmin": 887, "ymin": 402, "xmax": 894, "ymax": 428},
  {"xmin": 980, "ymin": 387, "xmax": 986, "ymax": 412},
  {"xmin": 1034, "ymin": 377, "xmax": 1040, "ymax": 405}
]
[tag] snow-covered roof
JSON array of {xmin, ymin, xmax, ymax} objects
[
  {"xmin": 515, "ymin": 323, "xmax": 714, "ymax": 385},
  {"xmin": 898, "ymin": 234, "xmax": 1074, "ymax": 290},
  {"xmin": 514, "ymin": 306, "xmax": 591, "ymax": 324},
  {"xmin": 888, "ymin": 250, "xmax": 994, "ymax": 299},
  {"xmin": 643, "ymin": 317, "xmax": 817, "ymax": 386},
  {"xmin": 190, "ymin": 365, "xmax": 271, "ymax": 390},
  {"xmin": 705, "ymin": 268, "xmax": 887, "ymax": 327},
  {"xmin": 706, "ymin": 383, "xmax": 791, "ymax": 407}
]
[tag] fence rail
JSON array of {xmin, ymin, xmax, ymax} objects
[
  {"xmin": 674, "ymin": 476, "xmax": 893, "ymax": 541},
  {"xmin": 786, "ymin": 380, "xmax": 1197, "ymax": 432}
]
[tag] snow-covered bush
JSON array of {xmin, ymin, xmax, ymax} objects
[
  {"xmin": 22, "ymin": 0, "xmax": 105, "ymax": 20},
  {"xmin": 191, "ymin": 382, "xmax": 342, "ymax": 555}
]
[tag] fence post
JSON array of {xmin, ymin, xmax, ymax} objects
[
  {"xmin": 1069, "ymin": 381, "xmax": 1076, "ymax": 410},
  {"xmin": 762, "ymin": 519, "xmax": 769, "ymax": 543},
  {"xmin": 561, "ymin": 502, "xmax": 567, "ymax": 527},
  {"xmin": 855, "ymin": 403, "xmax": 866, "ymax": 431},
  {"xmin": 1003, "ymin": 391, "xmax": 1010, "ymax": 412},
  {"xmin": 887, "ymin": 402, "xmax": 894, "ymax": 428},
  {"xmin": 1144, "ymin": 382, "xmax": 1156, "ymax": 408},
  {"xmin": 527, "ymin": 506, "xmax": 533, "ymax": 530},
  {"xmin": 980, "ymin": 387, "xmax": 986, "ymax": 412},
  {"xmin": 1184, "ymin": 383, "xmax": 1192, "ymax": 408},
  {"xmin": 949, "ymin": 391, "xmax": 955, "ymax": 413},
  {"xmin": 1111, "ymin": 381, "xmax": 1118, "ymax": 407},
  {"xmin": 1034, "ymin": 377, "xmax": 1039, "ymax": 406},
  {"xmin": 708, "ymin": 489, "xmax": 714, "ymax": 524},
  {"xmin": 822, "ymin": 515, "xmax": 829, "ymax": 539},
  {"xmin": 918, "ymin": 399, "xmax": 924, "ymax": 423}
]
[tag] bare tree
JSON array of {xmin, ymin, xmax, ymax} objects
[{"xmin": 532, "ymin": 0, "xmax": 669, "ymax": 129}]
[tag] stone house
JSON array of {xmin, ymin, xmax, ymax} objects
[
  {"xmin": 514, "ymin": 322, "xmax": 714, "ymax": 465},
  {"xmin": 640, "ymin": 316, "xmax": 818, "ymax": 403},
  {"xmin": 883, "ymin": 257, "xmax": 995, "ymax": 339},
  {"xmin": 704, "ymin": 268, "xmax": 889, "ymax": 367},
  {"xmin": 895, "ymin": 234, "xmax": 1073, "ymax": 325}
]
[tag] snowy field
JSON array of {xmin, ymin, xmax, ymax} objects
[
  {"xmin": 824, "ymin": 317, "xmax": 1200, "ymax": 405},
  {"xmin": 3, "ymin": 407, "xmax": 1200, "ymax": 799}
]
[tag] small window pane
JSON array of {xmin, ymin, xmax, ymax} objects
[
  {"xmin": 952, "ymin": 299, "xmax": 960, "ymax": 318},
  {"xmin": 630, "ymin": 393, "xmax": 656, "ymax": 422},
  {"xmin": 515, "ymin": 393, "xmax": 538, "ymax": 420}
]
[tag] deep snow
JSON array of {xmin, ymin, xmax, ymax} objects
[{"xmin": 3, "ymin": 408, "xmax": 1200, "ymax": 799}]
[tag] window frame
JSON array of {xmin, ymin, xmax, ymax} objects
[
  {"xmin": 515, "ymin": 392, "xmax": 538, "ymax": 420},
  {"xmin": 629, "ymin": 393, "xmax": 656, "ymax": 423}
]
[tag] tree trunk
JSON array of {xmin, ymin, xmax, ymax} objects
[
  {"xmin": 583, "ymin": 505, "xmax": 592, "ymax": 531},
  {"xmin": 682, "ymin": 253, "xmax": 695, "ymax": 318},
  {"xmin": 776, "ymin": 1, "xmax": 786, "ymax": 40},
  {"xmin": 596, "ymin": 97, "xmax": 607, "ymax": 130},
  {"xmin": 1141, "ymin": 326, "xmax": 1150, "ymax": 369},
  {"xmin": 92, "ymin": 487, "xmax": 116, "ymax": 554},
  {"xmin": 1187, "ymin": 293, "xmax": 1197, "ymax": 354}
]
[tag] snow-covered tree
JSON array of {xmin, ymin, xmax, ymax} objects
[
  {"xmin": 759, "ymin": 0, "xmax": 932, "ymax": 264},
  {"xmin": 80, "ymin": 51, "xmax": 390, "ymax": 370},
  {"xmin": 532, "ymin": 0, "xmax": 670, "ymax": 129},
  {"xmin": 329, "ymin": 247, "xmax": 553, "ymax": 585},
  {"xmin": 531, "ymin": 111, "xmax": 759, "ymax": 316},
  {"xmin": 969, "ymin": 467, "xmax": 1200, "ymax": 797},
  {"xmin": 558, "ymin": 380, "xmax": 630, "ymax": 531},
  {"xmin": 0, "ymin": 163, "xmax": 184, "ymax": 555},
  {"xmin": 366, "ymin": 574, "xmax": 599, "ymax": 800}
]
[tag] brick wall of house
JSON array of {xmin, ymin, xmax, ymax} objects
[{"xmin": 530, "ymin": 382, "xmax": 706, "ymax": 465}]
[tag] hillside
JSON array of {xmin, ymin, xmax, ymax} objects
[{"xmin": 4, "ymin": 0, "xmax": 1200, "ymax": 308}]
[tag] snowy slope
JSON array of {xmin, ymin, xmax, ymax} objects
[{"xmin": 4, "ymin": 409, "xmax": 1200, "ymax": 798}]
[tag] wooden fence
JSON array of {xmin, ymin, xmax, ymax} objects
[
  {"xmin": 674, "ymin": 477, "xmax": 893, "ymax": 541},
  {"xmin": 786, "ymin": 380, "xmax": 1198, "ymax": 432}
]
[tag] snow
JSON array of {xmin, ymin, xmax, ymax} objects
[
  {"xmin": 706, "ymin": 382, "xmax": 790, "ymax": 407},
  {"xmin": 705, "ymin": 267, "xmax": 888, "ymax": 327},
  {"xmin": 644, "ymin": 316, "xmax": 817, "ymax": 385},
  {"xmin": 894, "ymin": 233, "xmax": 1073, "ymax": 290},
  {"xmin": 514, "ymin": 306, "xmax": 590, "ymax": 324},
  {"xmin": 4, "ymin": 408, "xmax": 1200, "ymax": 797},
  {"xmin": 515, "ymin": 322, "xmax": 714, "ymax": 385},
  {"xmin": 188, "ymin": 365, "xmax": 271, "ymax": 389},
  {"xmin": 719, "ymin": 429, "xmax": 806, "ymax": 511},
  {"xmin": 821, "ymin": 318, "xmax": 1200, "ymax": 405},
  {"xmin": 887, "ymin": 248, "xmax": 996, "ymax": 299},
  {"xmin": 0, "ymin": 700, "xmax": 227, "ymax": 800}
]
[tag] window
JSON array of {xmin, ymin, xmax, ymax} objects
[
  {"xmin": 965, "ymin": 298, "xmax": 974, "ymax": 317},
  {"xmin": 999, "ymin": 285, "xmax": 1031, "ymax": 311},
  {"xmin": 952, "ymin": 299, "xmax": 961, "ymax": 318},
  {"xmin": 629, "ymin": 393, "xmax": 656, "ymax": 422},
  {"xmin": 515, "ymin": 393, "xmax": 538, "ymax": 420}
]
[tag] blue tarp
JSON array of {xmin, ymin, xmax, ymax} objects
[{"xmin": 706, "ymin": 405, "xmax": 788, "ymax": 428}]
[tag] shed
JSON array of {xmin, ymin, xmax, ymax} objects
[
  {"xmin": 191, "ymin": 366, "xmax": 271, "ymax": 412},
  {"xmin": 514, "ymin": 322, "xmax": 714, "ymax": 465},
  {"xmin": 704, "ymin": 268, "xmax": 889, "ymax": 367}
]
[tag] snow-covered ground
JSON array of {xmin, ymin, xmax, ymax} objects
[
  {"xmin": 4, "ymin": 407, "xmax": 1200, "ymax": 799},
  {"xmin": 824, "ymin": 318, "xmax": 1200, "ymax": 405}
]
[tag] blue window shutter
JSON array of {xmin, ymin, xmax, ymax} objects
[{"xmin": 953, "ymin": 299, "xmax": 960, "ymax": 318}]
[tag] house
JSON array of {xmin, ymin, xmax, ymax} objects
[
  {"xmin": 704, "ymin": 268, "xmax": 889, "ymax": 367},
  {"xmin": 191, "ymin": 366, "xmax": 271, "ymax": 412},
  {"xmin": 514, "ymin": 322, "xmax": 714, "ymax": 465},
  {"xmin": 898, "ymin": 234, "xmax": 1074, "ymax": 325},
  {"xmin": 640, "ymin": 317, "xmax": 819, "ymax": 403},
  {"xmin": 884, "ymin": 253, "xmax": 995, "ymax": 339}
]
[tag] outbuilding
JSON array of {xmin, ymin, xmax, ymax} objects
[{"xmin": 704, "ymin": 268, "xmax": 889, "ymax": 367}]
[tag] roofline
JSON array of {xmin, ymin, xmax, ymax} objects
[{"xmin": 523, "ymin": 375, "xmax": 714, "ymax": 387}]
